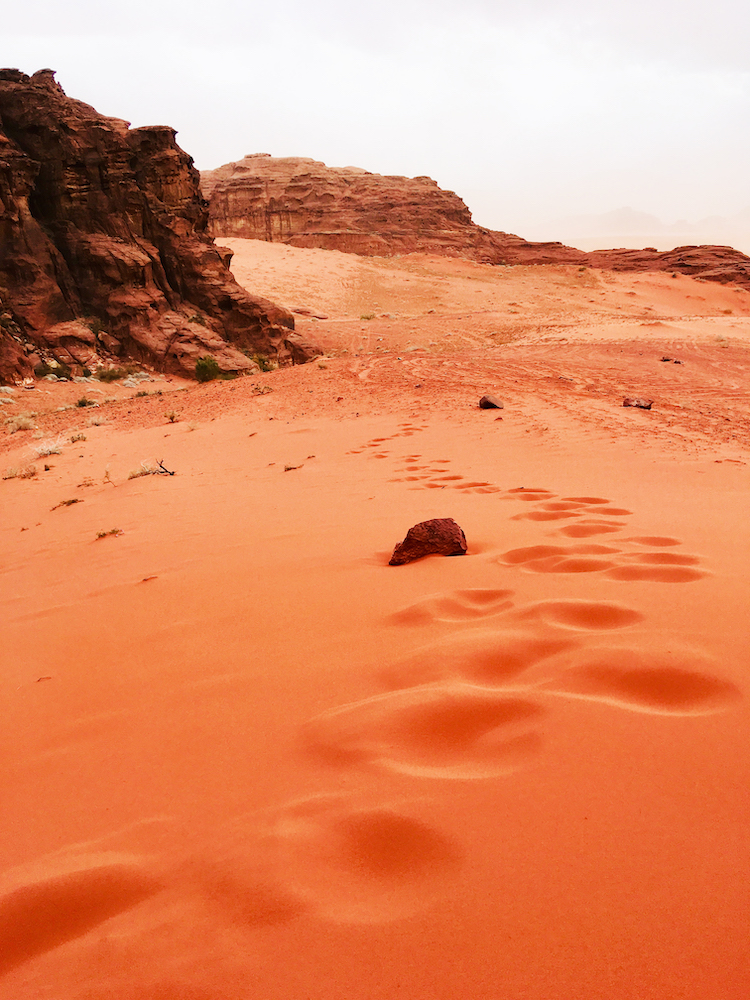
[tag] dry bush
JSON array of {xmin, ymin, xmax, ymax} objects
[
  {"xmin": 5, "ymin": 414, "xmax": 36, "ymax": 433},
  {"xmin": 3, "ymin": 464, "xmax": 37, "ymax": 480},
  {"xmin": 33, "ymin": 436, "xmax": 65, "ymax": 457},
  {"xmin": 128, "ymin": 461, "xmax": 159, "ymax": 480}
]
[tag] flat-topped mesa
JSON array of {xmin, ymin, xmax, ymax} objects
[
  {"xmin": 201, "ymin": 154, "xmax": 506, "ymax": 261},
  {"xmin": 0, "ymin": 71, "xmax": 320, "ymax": 383},
  {"xmin": 201, "ymin": 154, "xmax": 750, "ymax": 291}
]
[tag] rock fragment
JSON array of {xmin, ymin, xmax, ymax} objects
[
  {"xmin": 623, "ymin": 397, "xmax": 653, "ymax": 410},
  {"xmin": 389, "ymin": 518, "xmax": 468, "ymax": 566},
  {"xmin": 479, "ymin": 394, "xmax": 504, "ymax": 409}
]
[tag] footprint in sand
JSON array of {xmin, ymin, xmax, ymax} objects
[
  {"xmin": 348, "ymin": 425, "xmax": 428, "ymax": 455},
  {"xmin": 507, "ymin": 598, "xmax": 645, "ymax": 631},
  {"xmin": 389, "ymin": 455, "xmax": 503, "ymax": 493},
  {"xmin": 540, "ymin": 646, "xmax": 741, "ymax": 716},
  {"xmin": 302, "ymin": 683, "xmax": 546, "ymax": 779},
  {"xmin": 256, "ymin": 794, "xmax": 461, "ymax": 923},
  {"xmin": 377, "ymin": 626, "xmax": 580, "ymax": 689},
  {"xmin": 0, "ymin": 851, "xmax": 163, "ymax": 976},
  {"xmin": 387, "ymin": 588, "xmax": 515, "ymax": 625},
  {"xmin": 501, "ymin": 534, "xmax": 707, "ymax": 583},
  {"xmin": 500, "ymin": 543, "xmax": 620, "ymax": 574}
]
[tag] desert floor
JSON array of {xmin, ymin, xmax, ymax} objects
[{"xmin": 2, "ymin": 241, "xmax": 749, "ymax": 999}]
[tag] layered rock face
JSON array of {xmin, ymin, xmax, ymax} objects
[
  {"xmin": 201, "ymin": 155, "xmax": 507, "ymax": 260},
  {"xmin": 202, "ymin": 155, "xmax": 750, "ymax": 291},
  {"xmin": 0, "ymin": 71, "xmax": 319, "ymax": 383}
]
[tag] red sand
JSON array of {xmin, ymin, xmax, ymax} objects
[{"xmin": 1, "ymin": 243, "xmax": 749, "ymax": 998}]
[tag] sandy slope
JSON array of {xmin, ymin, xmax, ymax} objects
[{"xmin": 1, "ymin": 242, "xmax": 749, "ymax": 999}]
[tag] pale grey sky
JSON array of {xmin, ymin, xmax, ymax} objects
[{"xmin": 4, "ymin": 1, "xmax": 749, "ymax": 240}]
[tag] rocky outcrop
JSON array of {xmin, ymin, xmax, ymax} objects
[
  {"xmin": 202, "ymin": 155, "xmax": 750, "ymax": 291},
  {"xmin": 201, "ymin": 155, "xmax": 507, "ymax": 261},
  {"xmin": 0, "ymin": 71, "xmax": 320, "ymax": 384}
]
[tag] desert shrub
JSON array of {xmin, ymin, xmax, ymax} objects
[
  {"xmin": 165, "ymin": 411, "xmax": 178, "ymax": 423},
  {"xmin": 128, "ymin": 462, "xmax": 158, "ymax": 480},
  {"xmin": 96, "ymin": 528, "xmax": 122, "ymax": 539},
  {"xmin": 3, "ymin": 464, "xmax": 37, "ymax": 480},
  {"xmin": 250, "ymin": 354, "xmax": 275, "ymax": 373},
  {"xmin": 34, "ymin": 438, "xmax": 63, "ymax": 457},
  {"xmin": 195, "ymin": 356, "xmax": 220, "ymax": 382},
  {"xmin": 96, "ymin": 367, "xmax": 128, "ymax": 383},
  {"xmin": 77, "ymin": 397, "xmax": 95, "ymax": 408},
  {"xmin": 188, "ymin": 314, "xmax": 207, "ymax": 327},
  {"xmin": 135, "ymin": 390, "xmax": 149, "ymax": 397},
  {"xmin": 70, "ymin": 433, "xmax": 87, "ymax": 443},
  {"xmin": 6, "ymin": 415, "xmax": 36, "ymax": 432}
]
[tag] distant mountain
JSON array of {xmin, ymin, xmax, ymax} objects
[{"xmin": 527, "ymin": 206, "xmax": 750, "ymax": 255}]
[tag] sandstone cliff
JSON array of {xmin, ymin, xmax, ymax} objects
[
  {"xmin": 0, "ymin": 72, "xmax": 319, "ymax": 384},
  {"xmin": 202, "ymin": 155, "xmax": 750, "ymax": 291}
]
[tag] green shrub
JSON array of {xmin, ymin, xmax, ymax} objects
[{"xmin": 195, "ymin": 356, "xmax": 220, "ymax": 382}]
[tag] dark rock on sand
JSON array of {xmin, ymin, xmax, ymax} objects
[
  {"xmin": 389, "ymin": 518, "xmax": 468, "ymax": 566},
  {"xmin": 479, "ymin": 394, "xmax": 504, "ymax": 409}
]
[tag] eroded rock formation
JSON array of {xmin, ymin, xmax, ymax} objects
[
  {"xmin": 0, "ymin": 71, "xmax": 320, "ymax": 384},
  {"xmin": 202, "ymin": 155, "xmax": 750, "ymax": 291}
]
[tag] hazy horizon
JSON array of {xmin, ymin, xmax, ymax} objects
[{"xmin": 4, "ymin": 1, "xmax": 749, "ymax": 248}]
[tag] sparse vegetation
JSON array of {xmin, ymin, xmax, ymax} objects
[
  {"xmin": 135, "ymin": 390, "xmax": 149, "ymax": 397},
  {"xmin": 128, "ymin": 459, "xmax": 175, "ymax": 479},
  {"xmin": 96, "ymin": 367, "xmax": 129, "ymax": 383},
  {"xmin": 188, "ymin": 313, "xmax": 207, "ymax": 326},
  {"xmin": 3, "ymin": 464, "xmax": 37, "ymax": 480},
  {"xmin": 128, "ymin": 462, "xmax": 159, "ymax": 479},
  {"xmin": 252, "ymin": 354, "xmax": 276, "ymax": 373},
  {"xmin": 5, "ymin": 415, "xmax": 36, "ymax": 433},
  {"xmin": 88, "ymin": 415, "xmax": 107, "ymax": 426},
  {"xmin": 166, "ymin": 411, "xmax": 179, "ymax": 423},
  {"xmin": 195, "ymin": 355, "xmax": 220, "ymax": 382},
  {"xmin": 77, "ymin": 396, "xmax": 96, "ymax": 408},
  {"xmin": 96, "ymin": 528, "xmax": 122, "ymax": 539},
  {"xmin": 70, "ymin": 433, "xmax": 87, "ymax": 443},
  {"xmin": 33, "ymin": 438, "xmax": 63, "ymax": 457},
  {"xmin": 252, "ymin": 385, "xmax": 273, "ymax": 396},
  {"xmin": 360, "ymin": 313, "xmax": 376, "ymax": 321}
]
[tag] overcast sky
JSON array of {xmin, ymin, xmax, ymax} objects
[{"xmin": 4, "ymin": 0, "xmax": 749, "ymax": 237}]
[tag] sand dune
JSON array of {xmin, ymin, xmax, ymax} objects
[{"xmin": 1, "ymin": 243, "xmax": 749, "ymax": 998}]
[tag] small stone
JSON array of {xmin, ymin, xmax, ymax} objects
[
  {"xmin": 389, "ymin": 517, "xmax": 468, "ymax": 566},
  {"xmin": 623, "ymin": 397, "xmax": 653, "ymax": 410},
  {"xmin": 479, "ymin": 394, "xmax": 504, "ymax": 409}
]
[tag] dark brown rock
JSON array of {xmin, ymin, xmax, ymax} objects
[
  {"xmin": 623, "ymin": 397, "xmax": 654, "ymax": 410},
  {"xmin": 0, "ymin": 70, "xmax": 321, "ymax": 383},
  {"xmin": 201, "ymin": 155, "xmax": 750, "ymax": 291},
  {"xmin": 389, "ymin": 518, "xmax": 468, "ymax": 566},
  {"xmin": 479, "ymin": 394, "xmax": 504, "ymax": 409}
]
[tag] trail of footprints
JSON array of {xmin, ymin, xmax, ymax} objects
[
  {"xmin": 346, "ymin": 422, "xmax": 427, "ymax": 460},
  {"xmin": 1, "ymin": 486, "xmax": 741, "ymax": 972}
]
